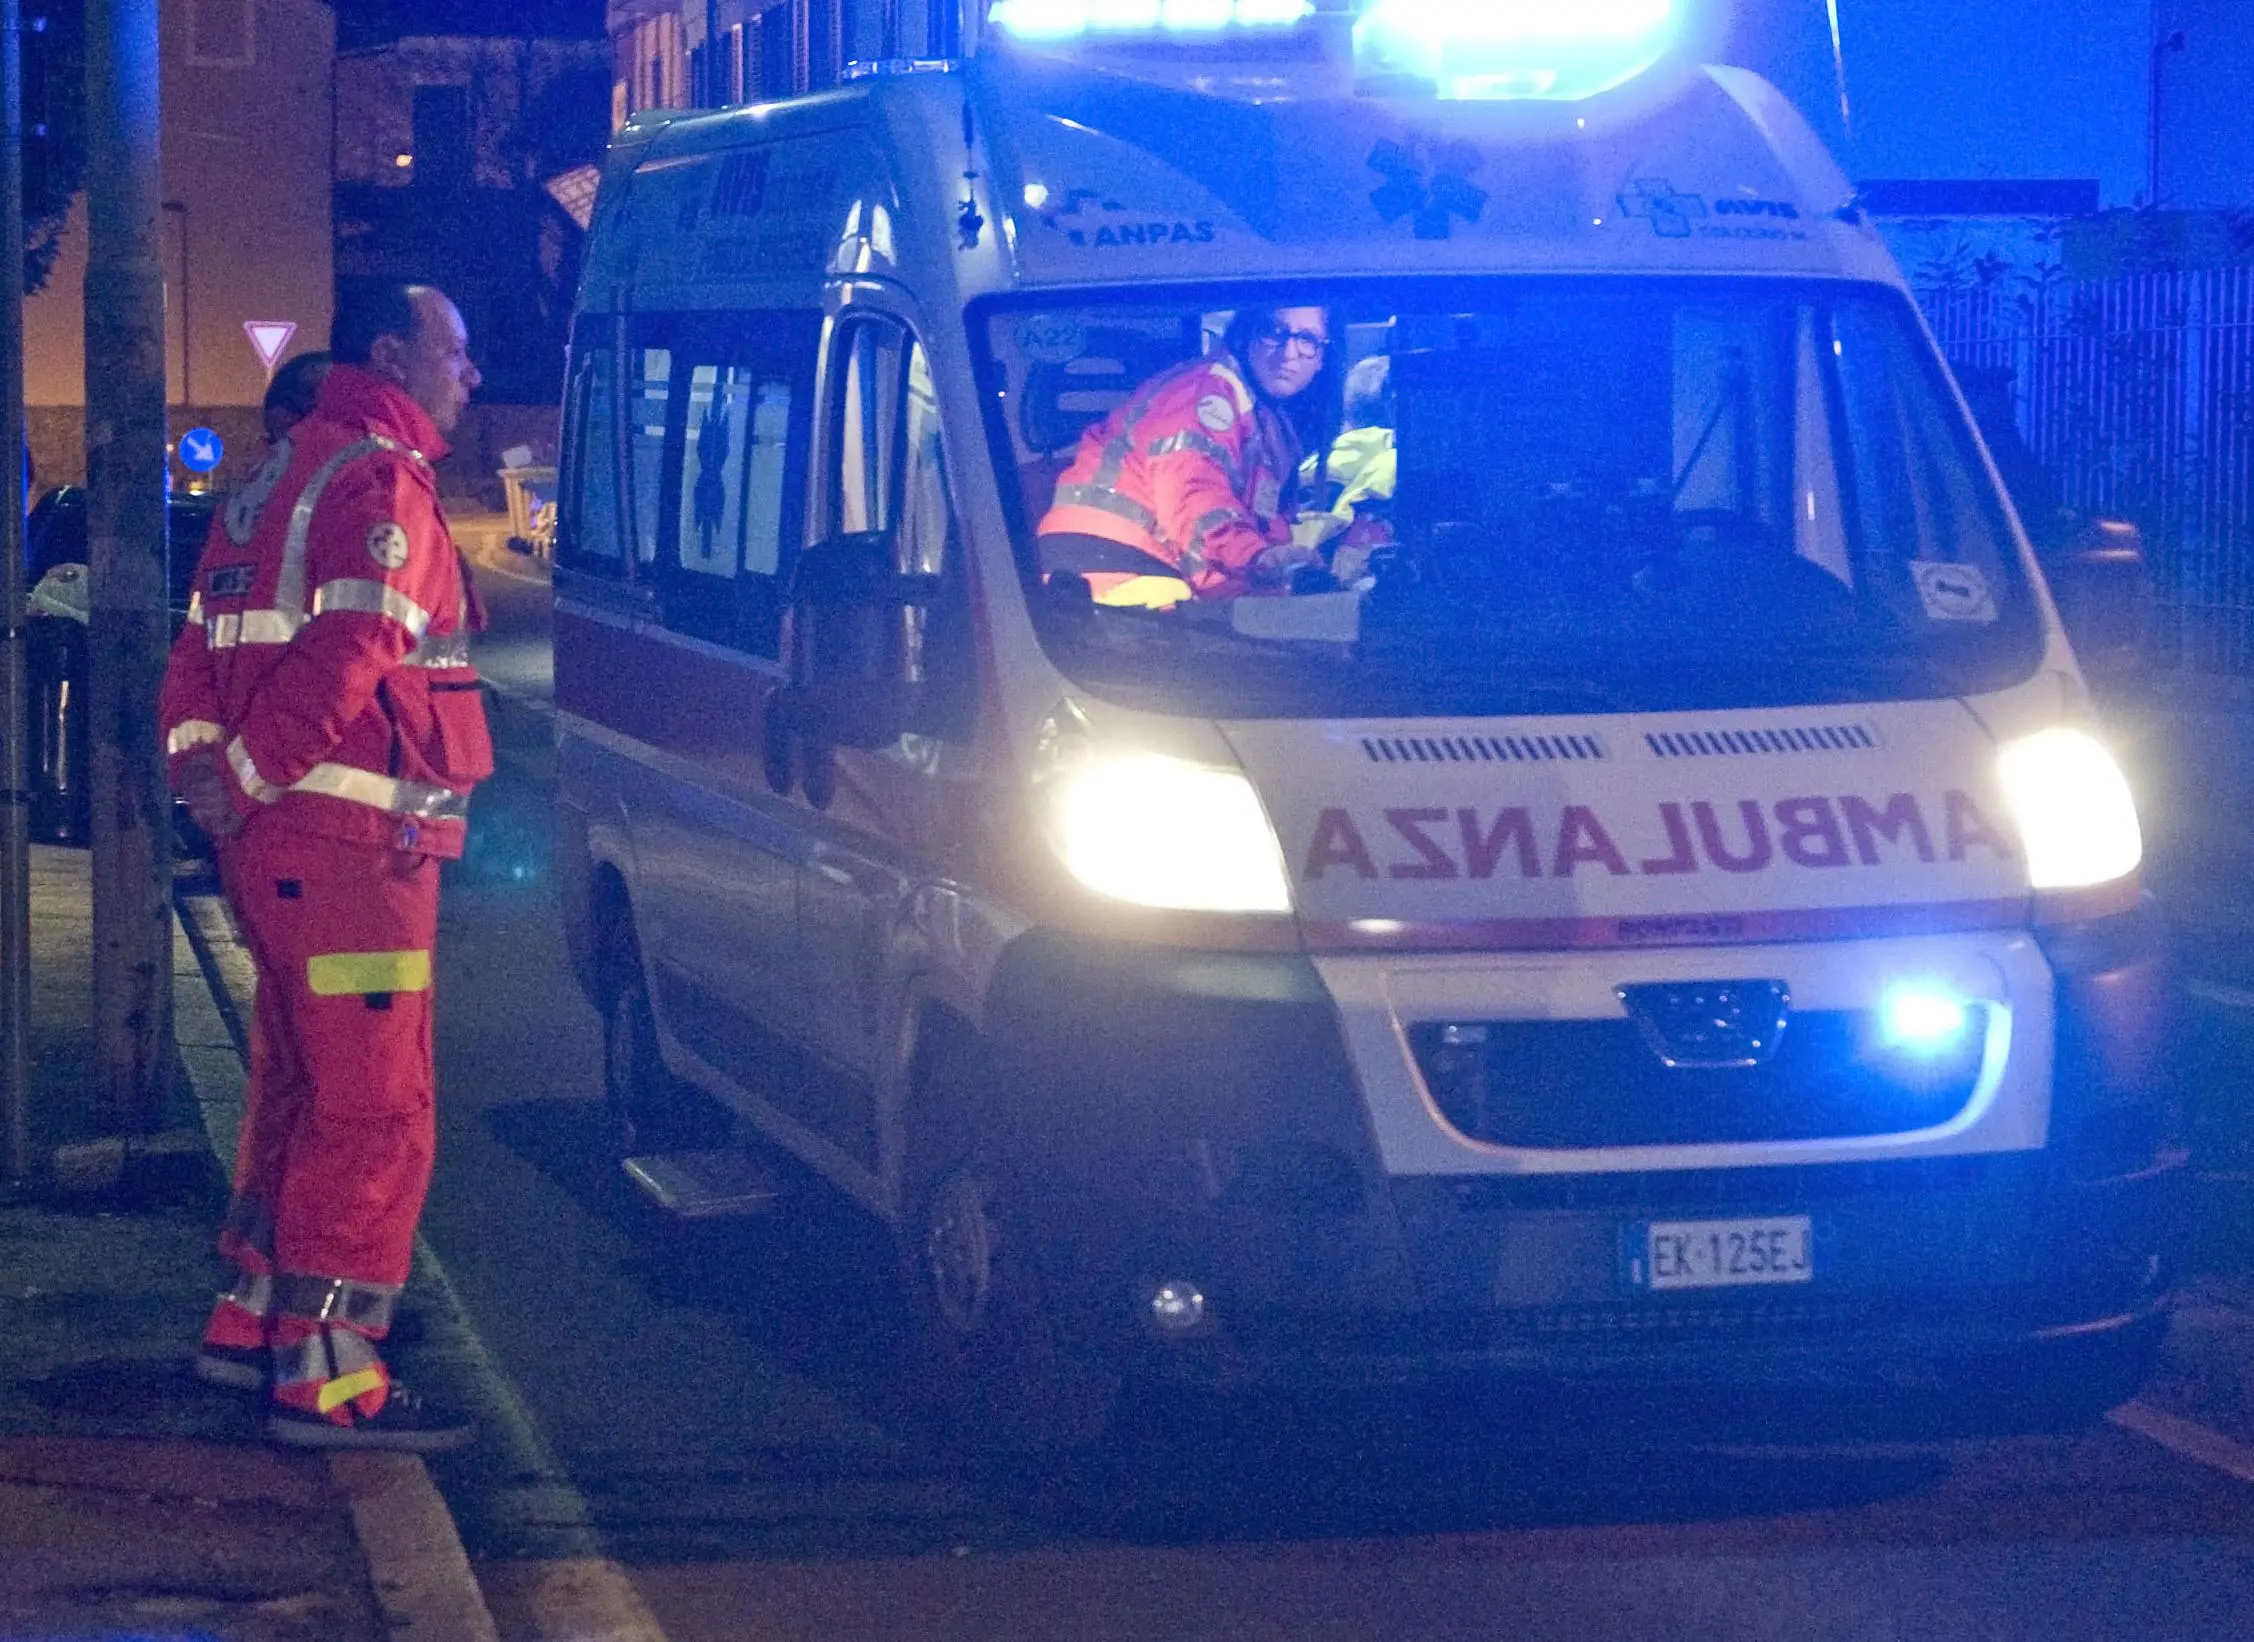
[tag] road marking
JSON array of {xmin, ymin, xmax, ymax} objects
[
  {"xmin": 2186, "ymin": 978, "xmax": 2254, "ymax": 1012},
  {"xmin": 2109, "ymin": 1399, "xmax": 2254, "ymax": 1486}
]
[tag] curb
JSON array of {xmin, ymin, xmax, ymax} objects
[{"xmin": 172, "ymin": 894, "xmax": 505, "ymax": 1642}]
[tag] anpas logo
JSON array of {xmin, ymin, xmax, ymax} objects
[{"xmin": 1039, "ymin": 188, "xmax": 1216, "ymax": 250}]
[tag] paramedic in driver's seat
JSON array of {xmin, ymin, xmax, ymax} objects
[{"xmin": 1038, "ymin": 305, "xmax": 1338, "ymax": 605}]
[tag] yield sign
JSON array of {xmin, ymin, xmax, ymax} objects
[{"xmin": 243, "ymin": 320, "xmax": 297, "ymax": 372}]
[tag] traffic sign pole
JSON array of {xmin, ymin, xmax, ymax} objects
[{"xmin": 2, "ymin": 0, "xmax": 33, "ymax": 1180}]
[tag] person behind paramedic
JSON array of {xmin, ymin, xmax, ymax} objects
[
  {"xmin": 1037, "ymin": 304, "xmax": 1340, "ymax": 604},
  {"xmin": 261, "ymin": 350, "xmax": 333, "ymax": 447},
  {"xmin": 161, "ymin": 282, "xmax": 491, "ymax": 1452},
  {"xmin": 1295, "ymin": 352, "xmax": 1397, "ymax": 583}
]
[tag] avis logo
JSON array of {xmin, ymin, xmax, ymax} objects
[
  {"xmin": 1617, "ymin": 179, "xmax": 1707, "ymax": 238},
  {"xmin": 1715, "ymin": 197, "xmax": 1802, "ymax": 220},
  {"xmin": 1368, "ymin": 138, "xmax": 1488, "ymax": 240},
  {"xmin": 1039, "ymin": 188, "xmax": 1216, "ymax": 250}
]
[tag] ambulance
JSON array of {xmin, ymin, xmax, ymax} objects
[{"xmin": 553, "ymin": 0, "xmax": 2180, "ymax": 1446}]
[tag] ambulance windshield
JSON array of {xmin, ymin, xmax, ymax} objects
[{"xmin": 979, "ymin": 279, "xmax": 2043, "ymax": 718}]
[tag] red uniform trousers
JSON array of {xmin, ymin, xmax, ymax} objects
[{"xmin": 218, "ymin": 818, "xmax": 441, "ymax": 1291}]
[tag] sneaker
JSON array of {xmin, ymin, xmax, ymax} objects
[
  {"xmin": 193, "ymin": 1341, "xmax": 267, "ymax": 1392},
  {"xmin": 265, "ymin": 1380, "xmax": 477, "ymax": 1454}
]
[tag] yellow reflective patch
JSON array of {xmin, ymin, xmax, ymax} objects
[
  {"xmin": 316, "ymin": 1366, "xmax": 387, "ymax": 1414},
  {"xmin": 1093, "ymin": 575, "xmax": 1193, "ymax": 610},
  {"xmin": 306, "ymin": 950, "xmax": 432, "ymax": 997}
]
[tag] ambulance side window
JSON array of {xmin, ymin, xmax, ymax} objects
[
  {"xmin": 831, "ymin": 317, "xmax": 907, "ymax": 537},
  {"xmin": 625, "ymin": 335, "xmax": 674, "ymax": 575},
  {"xmin": 558, "ymin": 336, "xmax": 624, "ymax": 575},
  {"xmin": 653, "ymin": 311, "xmax": 818, "ymax": 659},
  {"xmin": 827, "ymin": 315, "xmax": 972, "ymax": 734}
]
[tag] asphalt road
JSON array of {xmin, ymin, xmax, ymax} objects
[{"xmin": 332, "ymin": 559, "xmax": 2254, "ymax": 1639}]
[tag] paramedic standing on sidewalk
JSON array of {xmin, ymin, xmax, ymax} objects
[{"xmin": 158, "ymin": 284, "xmax": 491, "ymax": 1452}]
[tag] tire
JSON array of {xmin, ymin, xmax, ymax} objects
[
  {"xmin": 900, "ymin": 1049, "xmax": 1118, "ymax": 1455},
  {"xmin": 600, "ymin": 956, "xmax": 728, "ymax": 1160}
]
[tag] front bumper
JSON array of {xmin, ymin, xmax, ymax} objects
[{"xmin": 982, "ymin": 915, "xmax": 2184, "ymax": 1391}]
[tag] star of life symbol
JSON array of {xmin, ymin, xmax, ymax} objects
[
  {"xmin": 1367, "ymin": 137, "xmax": 1488, "ymax": 240},
  {"xmin": 1618, "ymin": 179, "xmax": 1708, "ymax": 239}
]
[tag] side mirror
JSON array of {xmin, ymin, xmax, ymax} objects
[
  {"xmin": 783, "ymin": 530, "xmax": 944, "ymax": 750},
  {"xmin": 2041, "ymin": 514, "xmax": 2151, "ymax": 682}
]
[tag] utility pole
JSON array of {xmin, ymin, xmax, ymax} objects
[
  {"xmin": 1, "ymin": 0, "xmax": 30, "ymax": 1181},
  {"xmin": 2149, "ymin": 28, "xmax": 2186, "ymax": 209},
  {"xmin": 84, "ymin": 0, "xmax": 169, "ymax": 1136}
]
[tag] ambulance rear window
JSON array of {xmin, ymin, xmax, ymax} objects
[{"xmin": 975, "ymin": 278, "xmax": 2043, "ymax": 718}]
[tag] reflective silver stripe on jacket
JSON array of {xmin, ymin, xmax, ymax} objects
[
  {"xmin": 1145, "ymin": 428, "xmax": 1245, "ymax": 490},
  {"xmin": 312, "ymin": 577, "xmax": 435, "ymax": 639},
  {"xmin": 165, "ymin": 719, "xmax": 224, "ymax": 756},
  {"xmin": 226, "ymin": 736, "xmax": 282, "ymax": 804},
  {"xmin": 206, "ymin": 609, "xmax": 307, "ymax": 649},
  {"xmin": 274, "ymin": 435, "xmax": 413, "ymax": 621},
  {"xmin": 400, "ymin": 632, "xmax": 471, "ymax": 669},
  {"xmin": 292, "ymin": 763, "xmax": 469, "ymax": 823},
  {"xmin": 1052, "ymin": 484, "xmax": 1163, "ymax": 534}
]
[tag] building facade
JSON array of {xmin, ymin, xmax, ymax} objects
[
  {"xmin": 334, "ymin": 33, "xmax": 611, "ymax": 491},
  {"xmin": 25, "ymin": 0, "xmax": 336, "ymax": 488},
  {"xmin": 608, "ymin": 0, "xmax": 964, "ymax": 122}
]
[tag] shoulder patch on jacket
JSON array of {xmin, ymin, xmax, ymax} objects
[
  {"xmin": 365, "ymin": 522, "xmax": 411, "ymax": 571},
  {"xmin": 1195, "ymin": 394, "xmax": 1237, "ymax": 433}
]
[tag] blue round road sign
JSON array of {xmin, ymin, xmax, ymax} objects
[{"xmin": 178, "ymin": 427, "xmax": 224, "ymax": 474}]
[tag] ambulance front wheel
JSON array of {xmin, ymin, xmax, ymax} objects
[
  {"xmin": 599, "ymin": 926, "xmax": 727, "ymax": 1161},
  {"xmin": 901, "ymin": 1051, "xmax": 1117, "ymax": 1454}
]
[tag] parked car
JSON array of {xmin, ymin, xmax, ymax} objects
[{"xmin": 23, "ymin": 484, "xmax": 217, "ymax": 847}]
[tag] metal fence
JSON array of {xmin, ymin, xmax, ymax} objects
[{"xmin": 1920, "ymin": 267, "xmax": 2254, "ymax": 674}]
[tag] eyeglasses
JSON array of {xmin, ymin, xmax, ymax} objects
[{"xmin": 1254, "ymin": 321, "xmax": 1330, "ymax": 359}]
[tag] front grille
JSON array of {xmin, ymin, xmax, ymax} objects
[
  {"xmin": 1409, "ymin": 1012, "xmax": 1986, "ymax": 1150},
  {"xmin": 1644, "ymin": 723, "xmax": 1879, "ymax": 758},
  {"xmin": 1362, "ymin": 732, "xmax": 1606, "ymax": 765}
]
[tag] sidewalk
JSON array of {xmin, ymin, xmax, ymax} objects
[{"xmin": 0, "ymin": 847, "xmax": 490, "ymax": 1641}]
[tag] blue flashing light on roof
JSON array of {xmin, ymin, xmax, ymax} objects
[
  {"xmin": 989, "ymin": 0, "xmax": 1314, "ymax": 40},
  {"xmin": 1353, "ymin": 0, "xmax": 1683, "ymax": 101}
]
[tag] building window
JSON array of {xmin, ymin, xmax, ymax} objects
[{"xmin": 186, "ymin": 0, "xmax": 255, "ymax": 67}]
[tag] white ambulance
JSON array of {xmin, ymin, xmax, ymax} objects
[{"xmin": 553, "ymin": 1, "xmax": 2180, "ymax": 1446}]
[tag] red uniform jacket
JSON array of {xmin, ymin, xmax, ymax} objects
[
  {"xmin": 158, "ymin": 366, "xmax": 493, "ymax": 859},
  {"xmin": 1037, "ymin": 353, "xmax": 1302, "ymax": 600}
]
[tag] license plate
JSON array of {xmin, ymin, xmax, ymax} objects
[{"xmin": 1631, "ymin": 1215, "xmax": 1814, "ymax": 1292}]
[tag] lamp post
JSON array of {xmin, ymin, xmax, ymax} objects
[{"xmin": 2148, "ymin": 27, "xmax": 2186, "ymax": 209}]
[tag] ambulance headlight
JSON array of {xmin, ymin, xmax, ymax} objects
[
  {"xmin": 1354, "ymin": 0, "xmax": 1681, "ymax": 101},
  {"xmin": 1041, "ymin": 749, "xmax": 1294, "ymax": 915},
  {"xmin": 1995, "ymin": 727, "xmax": 2143, "ymax": 890}
]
